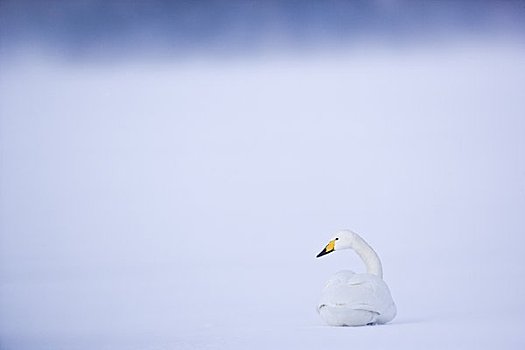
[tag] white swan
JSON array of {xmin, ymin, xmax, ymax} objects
[{"xmin": 316, "ymin": 230, "xmax": 396, "ymax": 326}]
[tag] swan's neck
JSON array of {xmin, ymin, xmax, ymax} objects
[{"xmin": 351, "ymin": 234, "xmax": 383, "ymax": 279}]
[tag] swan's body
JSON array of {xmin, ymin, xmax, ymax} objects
[{"xmin": 316, "ymin": 230, "xmax": 396, "ymax": 326}]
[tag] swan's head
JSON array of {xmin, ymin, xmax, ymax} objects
[{"xmin": 316, "ymin": 230, "xmax": 356, "ymax": 258}]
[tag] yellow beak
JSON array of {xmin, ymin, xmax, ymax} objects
[{"xmin": 316, "ymin": 239, "xmax": 336, "ymax": 258}]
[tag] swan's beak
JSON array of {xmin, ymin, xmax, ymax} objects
[{"xmin": 316, "ymin": 239, "xmax": 336, "ymax": 258}]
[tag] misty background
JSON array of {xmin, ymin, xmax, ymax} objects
[{"xmin": 1, "ymin": 1, "xmax": 525, "ymax": 349}]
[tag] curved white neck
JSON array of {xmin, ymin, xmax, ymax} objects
[{"xmin": 351, "ymin": 234, "xmax": 383, "ymax": 279}]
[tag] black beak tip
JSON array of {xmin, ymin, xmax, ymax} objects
[{"xmin": 316, "ymin": 249, "xmax": 328, "ymax": 258}]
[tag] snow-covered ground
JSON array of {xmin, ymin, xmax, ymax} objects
[{"xmin": 1, "ymin": 42, "xmax": 525, "ymax": 349}]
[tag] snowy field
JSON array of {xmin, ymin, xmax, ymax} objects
[{"xmin": 1, "ymin": 42, "xmax": 525, "ymax": 349}]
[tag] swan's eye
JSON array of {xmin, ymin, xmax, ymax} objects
[{"xmin": 335, "ymin": 238, "xmax": 339, "ymax": 240}]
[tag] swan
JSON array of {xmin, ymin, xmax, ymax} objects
[{"xmin": 316, "ymin": 230, "xmax": 396, "ymax": 326}]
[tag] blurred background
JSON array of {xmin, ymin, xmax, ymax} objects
[{"xmin": 1, "ymin": 1, "xmax": 525, "ymax": 349}]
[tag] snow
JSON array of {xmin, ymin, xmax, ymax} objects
[{"xmin": 1, "ymin": 43, "xmax": 525, "ymax": 349}]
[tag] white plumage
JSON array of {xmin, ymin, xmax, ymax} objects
[{"xmin": 316, "ymin": 230, "xmax": 396, "ymax": 326}]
